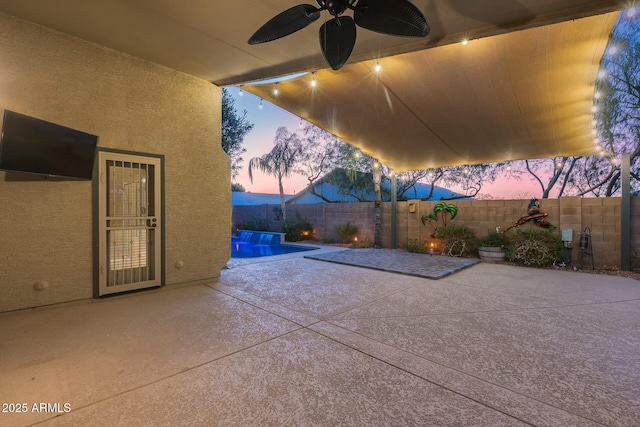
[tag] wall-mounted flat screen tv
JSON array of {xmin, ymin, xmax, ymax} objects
[{"xmin": 0, "ymin": 110, "xmax": 98, "ymax": 180}]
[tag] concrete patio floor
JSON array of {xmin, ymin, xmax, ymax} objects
[{"xmin": 1, "ymin": 246, "xmax": 639, "ymax": 426}]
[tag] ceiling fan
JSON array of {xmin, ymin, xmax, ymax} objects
[{"xmin": 248, "ymin": 0, "xmax": 430, "ymax": 71}]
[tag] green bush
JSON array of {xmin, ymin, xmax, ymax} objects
[
  {"xmin": 351, "ymin": 239, "xmax": 373, "ymax": 249},
  {"xmin": 282, "ymin": 217, "xmax": 314, "ymax": 242},
  {"xmin": 478, "ymin": 232, "xmax": 507, "ymax": 248},
  {"xmin": 506, "ymin": 228, "xmax": 563, "ymax": 267},
  {"xmin": 335, "ymin": 222, "xmax": 359, "ymax": 243},
  {"xmin": 320, "ymin": 236, "xmax": 336, "ymax": 244},
  {"xmin": 435, "ymin": 224, "xmax": 477, "ymax": 257},
  {"xmin": 235, "ymin": 218, "xmax": 268, "ymax": 232},
  {"xmin": 405, "ymin": 239, "xmax": 428, "ymax": 254}
]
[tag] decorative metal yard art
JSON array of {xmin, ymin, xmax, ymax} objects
[
  {"xmin": 502, "ymin": 198, "xmax": 555, "ymax": 233},
  {"xmin": 421, "ymin": 201, "xmax": 458, "ymax": 238}
]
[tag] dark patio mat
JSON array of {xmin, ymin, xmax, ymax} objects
[{"xmin": 305, "ymin": 248, "xmax": 479, "ymax": 279}]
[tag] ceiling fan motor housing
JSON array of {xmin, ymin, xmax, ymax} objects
[{"xmin": 317, "ymin": 0, "xmax": 358, "ymax": 16}]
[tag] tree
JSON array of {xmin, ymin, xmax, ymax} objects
[
  {"xmin": 440, "ymin": 164, "xmax": 505, "ymax": 199},
  {"xmin": 221, "ymin": 88, "xmax": 254, "ymax": 181},
  {"xmin": 296, "ymin": 123, "xmax": 343, "ymax": 202},
  {"xmin": 372, "ymin": 160, "xmax": 382, "ymax": 248},
  {"xmin": 231, "ymin": 182, "xmax": 246, "ymax": 192},
  {"xmin": 519, "ymin": 14, "xmax": 640, "ymax": 197},
  {"xmin": 248, "ymin": 127, "xmax": 302, "ymax": 221}
]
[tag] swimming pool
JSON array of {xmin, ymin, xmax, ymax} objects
[{"xmin": 230, "ymin": 236, "xmax": 317, "ymax": 258}]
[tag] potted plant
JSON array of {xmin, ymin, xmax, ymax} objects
[{"xmin": 477, "ymin": 232, "xmax": 507, "ymax": 262}]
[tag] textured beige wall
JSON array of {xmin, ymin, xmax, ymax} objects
[{"xmin": 0, "ymin": 14, "xmax": 230, "ymax": 312}]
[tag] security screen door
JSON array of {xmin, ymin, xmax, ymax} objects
[{"xmin": 98, "ymin": 152, "xmax": 162, "ymax": 296}]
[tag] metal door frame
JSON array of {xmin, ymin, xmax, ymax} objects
[{"xmin": 93, "ymin": 149, "xmax": 165, "ymax": 297}]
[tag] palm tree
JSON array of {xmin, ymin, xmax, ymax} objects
[
  {"xmin": 372, "ymin": 160, "xmax": 382, "ymax": 248},
  {"xmin": 248, "ymin": 127, "xmax": 301, "ymax": 222}
]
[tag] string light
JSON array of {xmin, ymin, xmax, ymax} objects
[
  {"xmin": 311, "ymin": 73, "xmax": 317, "ymax": 87},
  {"xmin": 628, "ymin": 8, "xmax": 637, "ymax": 18},
  {"xmin": 461, "ymin": 38, "xmax": 469, "ymax": 45},
  {"xmin": 258, "ymin": 99, "xmax": 263, "ymax": 109},
  {"xmin": 374, "ymin": 62, "xmax": 381, "ymax": 72},
  {"xmin": 594, "ymin": 92, "xmax": 601, "ymax": 99},
  {"xmin": 597, "ymin": 70, "xmax": 607, "ymax": 79},
  {"xmin": 273, "ymin": 83, "xmax": 279, "ymax": 95},
  {"xmin": 238, "ymin": 86, "xmax": 243, "ymax": 96}
]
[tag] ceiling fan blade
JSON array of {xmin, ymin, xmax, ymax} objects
[
  {"xmin": 319, "ymin": 16, "xmax": 357, "ymax": 70},
  {"xmin": 354, "ymin": 0, "xmax": 430, "ymax": 37},
  {"xmin": 248, "ymin": 4, "xmax": 321, "ymax": 44}
]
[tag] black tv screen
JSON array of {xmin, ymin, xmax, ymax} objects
[{"xmin": 0, "ymin": 110, "xmax": 98, "ymax": 180}]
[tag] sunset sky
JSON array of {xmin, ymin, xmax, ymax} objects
[{"xmin": 232, "ymin": 90, "xmax": 555, "ymax": 199}]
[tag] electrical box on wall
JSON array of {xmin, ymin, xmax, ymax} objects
[{"xmin": 561, "ymin": 229, "xmax": 573, "ymax": 242}]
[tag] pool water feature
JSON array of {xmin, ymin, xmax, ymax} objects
[
  {"xmin": 237, "ymin": 230, "xmax": 284, "ymax": 245},
  {"xmin": 231, "ymin": 231, "xmax": 317, "ymax": 258}
]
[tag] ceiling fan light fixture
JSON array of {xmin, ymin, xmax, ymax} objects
[{"xmin": 249, "ymin": 0, "xmax": 429, "ymax": 70}]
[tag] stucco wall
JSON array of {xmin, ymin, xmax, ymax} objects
[{"xmin": 0, "ymin": 14, "xmax": 230, "ymax": 312}]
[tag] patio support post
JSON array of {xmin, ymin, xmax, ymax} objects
[
  {"xmin": 391, "ymin": 174, "xmax": 397, "ymax": 249},
  {"xmin": 621, "ymin": 153, "xmax": 631, "ymax": 271}
]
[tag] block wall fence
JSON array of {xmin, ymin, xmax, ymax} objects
[{"xmin": 232, "ymin": 197, "xmax": 640, "ymax": 268}]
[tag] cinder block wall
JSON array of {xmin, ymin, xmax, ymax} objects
[
  {"xmin": 234, "ymin": 196, "xmax": 638, "ymax": 268},
  {"xmin": 384, "ymin": 197, "xmax": 634, "ymax": 268}
]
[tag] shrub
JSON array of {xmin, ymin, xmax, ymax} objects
[
  {"xmin": 435, "ymin": 224, "xmax": 477, "ymax": 257},
  {"xmin": 321, "ymin": 236, "xmax": 336, "ymax": 244},
  {"xmin": 282, "ymin": 217, "xmax": 313, "ymax": 242},
  {"xmin": 478, "ymin": 232, "xmax": 507, "ymax": 248},
  {"xmin": 335, "ymin": 222, "xmax": 359, "ymax": 243},
  {"xmin": 235, "ymin": 218, "xmax": 268, "ymax": 232},
  {"xmin": 405, "ymin": 239, "xmax": 428, "ymax": 254},
  {"xmin": 351, "ymin": 239, "xmax": 373, "ymax": 249},
  {"xmin": 506, "ymin": 228, "xmax": 563, "ymax": 267}
]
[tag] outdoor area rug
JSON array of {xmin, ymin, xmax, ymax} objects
[{"xmin": 305, "ymin": 248, "xmax": 480, "ymax": 280}]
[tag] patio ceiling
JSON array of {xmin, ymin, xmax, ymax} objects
[{"xmin": 0, "ymin": 0, "xmax": 623, "ymax": 170}]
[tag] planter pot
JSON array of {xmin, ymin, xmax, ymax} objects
[{"xmin": 478, "ymin": 246, "xmax": 506, "ymax": 262}]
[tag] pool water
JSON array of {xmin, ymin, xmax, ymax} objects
[{"xmin": 230, "ymin": 237, "xmax": 317, "ymax": 258}]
